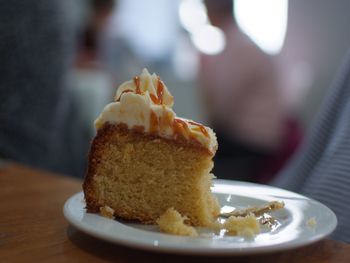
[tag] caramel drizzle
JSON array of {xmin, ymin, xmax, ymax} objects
[
  {"xmin": 117, "ymin": 75, "xmax": 165, "ymax": 104},
  {"xmin": 150, "ymin": 116, "xmax": 209, "ymax": 143},
  {"xmin": 188, "ymin": 121, "xmax": 209, "ymax": 138},
  {"xmin": 115, "ymin": 75, "xmax": 209, "ymax": 141},
  {"xmin": 115, "ymin": 76, "xmax": 142, "ymax": 101},
  {"xmin": 134, "ymin": 76, "xmax": 141, "ymax": 94},
  {"xmin": 150, "ymin": 76, "xmax": 164, "ymax": 105},
  {"xmin": 150, "ymin": 111, "xmax": 159, "ymax": 134},
  {"xmin": 173, "ymin": 118, "xmax": 191, "ymax": 139},
  {"xmin": 157, "ymin": 77, "xmax": 164, "ymax": 104},
  {"xmin": 115, "ymin": 89, "xmax": 133, "ymax": 101}
]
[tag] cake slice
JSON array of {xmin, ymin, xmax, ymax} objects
[{"xmin": 83, "ymin": 69, "xmax": 219, "ymax": 226}]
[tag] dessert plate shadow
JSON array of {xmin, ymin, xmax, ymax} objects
[{"xmin": 63, "ymin": 180, "xmax": 337, "ymax": 255}]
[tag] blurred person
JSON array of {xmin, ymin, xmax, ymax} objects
[
  {"xmin": 199, "ymin": 0, "xmax": 302, "ymax": 182},
  {"xmin": 72, "ymin": 0, "xmax": 116, "ymax": 136},
  {"xmin": 75, "ymin": 0, "xmax": 115, "ymax": 69},
  {"xmin": 0, "ymin": 0, "xmax": 89, "ymax": 177},
  {"xmin": 272, "ymin": 49, "xmax": 350, "ymax": 243}
]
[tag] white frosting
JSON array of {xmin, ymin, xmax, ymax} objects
[
  {"xmin": 95, "ymin": 68, "xmax": 217, "ymax": 154},
  {"xmin": 115, "ymin": 68, "xmax": 174, "ymax": 107}
]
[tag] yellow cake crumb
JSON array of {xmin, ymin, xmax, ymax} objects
[
  {"xmin": 208, "ymin": 220, "xmax": 223, "ymax": 231},
  {"xmin": 157, "ymin": 208, "xmax": 198, "ymax": 237},
  {"xmin": 307, "ymin": 217, "xmax": 317, "ymax": 227},
  {"xmin": 99, "ymin": 205, "xmax": 115, "ymax": 219},
  {"xmin": 223, "ymin": 213, "xmax": 260, "ymax": 238}
]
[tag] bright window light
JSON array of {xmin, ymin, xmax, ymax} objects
[
  {"xmin": 179, "ymin": 0, "xmax": 208, "ymax": 32},
  {"xmin": 179, "ymin": 0, "xmax": 226, "ymax": 55},
  {"xmin": 234, "ymin": 0, "xmax": 288, "ymax": 55},
  {"xmin": 191, "ymin": 25, "xmax": 226, "ymax": 55}
]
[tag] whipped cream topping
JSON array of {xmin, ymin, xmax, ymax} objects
[{"xmin": 95, "ymin": 68, "xmax": 217, "ymax": 154}]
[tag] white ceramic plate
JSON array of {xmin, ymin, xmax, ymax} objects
[{"xmin": 63, "ymin": 180, "xmax": 337, "ymax": 255}]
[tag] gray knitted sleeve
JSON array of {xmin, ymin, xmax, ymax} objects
[
  {"xmin": 0, "ymin": 0, "xmax": 88, "ymax": 177},
  {"xmin": 271, "ymin": 49, "xmax": 350, "ymax": 243}
]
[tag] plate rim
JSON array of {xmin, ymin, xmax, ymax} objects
[{"xmin": 63, "ymin": 179, "xmax": 337, "ymax": 255}]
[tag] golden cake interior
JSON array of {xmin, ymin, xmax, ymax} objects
[{"xmin": 84, "ymin": 123, "xmax": 220, "ymax": 226}]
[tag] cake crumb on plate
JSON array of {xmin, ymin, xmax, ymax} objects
[
  {"xmin": 157, "ymin": 208, "xmax": 198, "ymax": 237},
  {"xmin": 100, "ymin": 205, "xmax": 115, "ymax": 219},
  {"xmin": 223, "ymin": 213, "xmax": 260, "ymax": 238},
  {"xmin": 307, "ymin": 217, "xmax": 317, "ymax": 227}
]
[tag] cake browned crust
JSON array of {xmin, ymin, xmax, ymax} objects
[{"xmin": 83, "ymin": 122, "xmax": 220, "ymax": 226}]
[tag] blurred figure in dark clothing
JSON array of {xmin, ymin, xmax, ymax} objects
[
  {"xmin": 200, "ymin": 0, "xmax": 302, "ymax": 182},
  {"xmin": 272, "ymin": 49, "xmax": 350, "ymax": 243},
  {"xmin": 76, "ymin": 0, "xmax": 115, "ymax": 69},
  {"xmin": 72, "ymin": 0, "xmax": 116, "ymax": 138},
  {"xmin": 0, "ymin": 0, "xmax": 89, "ymax": 177}
]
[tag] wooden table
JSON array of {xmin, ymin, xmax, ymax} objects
[{"xmin": 1, "ymin": 163, "xmax": 349, "ymax": 263}]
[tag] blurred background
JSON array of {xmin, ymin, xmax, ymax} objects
[
  {"xmin": 2, "ymin": 0, "xmax": 350, "ymax": 181},
  {"xmin": 72, "ymin": 0, "xmax": 350, "ymax": 127},
  {"xmin": 72, "ymin": 0, "xmax": 350, "ymax": 180}
]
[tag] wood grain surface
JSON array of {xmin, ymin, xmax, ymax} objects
[{"xmin": 0, "ymin": 163, "xmax": 349, "ymax": 263}]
